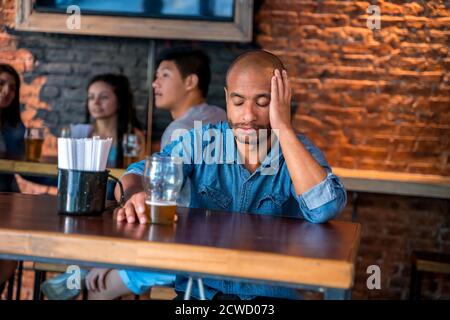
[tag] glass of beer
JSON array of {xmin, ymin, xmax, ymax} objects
[
  {"xmin": 123, "ymin": 133, "xmax": 140, "ymax": 168},
  {"xmin": 143, "ymin": 155, "xmax": 183, "ymax": 224},
  {"xmin": 24, "ymin": 127, "xmax": 45, "ymax": 162}
]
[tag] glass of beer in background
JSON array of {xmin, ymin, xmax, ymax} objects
[
  {"xmin": 143, "ymin": 155, "xmax": 183, "ymax": 224},
  {"xmin": 123, "ymin": 133, "xmax": 140, "ymax": 168},
  {"xmin": 24, "ymin": 127, "xmax": 45, "ymax": 162}
]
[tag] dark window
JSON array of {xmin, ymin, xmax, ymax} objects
[{"xmin": 35, "ymin": 0, "xmax": 235, "ymax": 22}]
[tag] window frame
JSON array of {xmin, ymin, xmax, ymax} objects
[{"xmin": 15, "ymin": 0, "xmax": 253, "ymax": 42}]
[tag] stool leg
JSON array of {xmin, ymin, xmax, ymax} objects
[
  {"xmin": 0, "ymin": 281, "xmax": 4, "ymax": 297},
  {"xmin": 33, "ymin": 270, "xmax": 47, "ymax": 300},
  {"xmin": 197, "ymin": 278, "xmax": 206, "ymax": 300},
  {"xmin": 82, "ymin": 288, "xmax": 88, "ymax": 300},
  {"xmin": 15, "ymin": 261, "xmax": 23, "ymax": 300},
  {"xmin": 409, "ymin": 264, "xmax": 422, "ymax": 300},
  {"xmin": 40, "ymin": 272, "xmax": 47, "ymax": 300},
  {"xmin": 351, "ymin": 192, "xmax": 359, "ymax": 222},
  {"xmin": 183, "ymin": 277, "xmax": 194, "ymax": 300},
  {"xmin": 6, "ymin": 275, "xmax": 14, "ymax": 300}
]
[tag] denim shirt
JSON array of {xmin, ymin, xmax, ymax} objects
[{"xmin": 126, "ymin": 121, "xmax": 347, "ymax": 299}]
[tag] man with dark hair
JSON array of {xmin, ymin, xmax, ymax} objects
[
  {"xmin": 153, "ymin": 47, "xmax": 226, "ymax": 149},
  {"xmin": 83, "ymin": 50, "xmax": 347, "ymax": 300}
]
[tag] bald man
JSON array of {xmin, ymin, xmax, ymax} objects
[{"xmin": 82, "ymin": 50, "xmax": 347, "ymax": 300}]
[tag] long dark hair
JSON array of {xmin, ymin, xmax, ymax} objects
[
  {"xmin": 85, "ymin": 74, "xmax": 142, "ymax": 168},
  {"xmin": 0, "ymin": 64, "xmax": 21, "ymax": 128}
]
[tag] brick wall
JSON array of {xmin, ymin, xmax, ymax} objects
[
  {"xmin": 342, "ymin": 193, "xmax": 449, "ymax": 299},
  {"xmin": 1, "ymin": 0, "xmax": 449, "ymax": 300},
  {"xmin": 256, "ymin": 0, "xmax": 449, "ymax": 176}
]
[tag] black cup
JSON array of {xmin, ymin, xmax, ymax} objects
[{"xmin": 57, "ymin": 169, "xmax": 124, "ymax": 216}]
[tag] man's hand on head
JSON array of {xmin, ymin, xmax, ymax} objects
[{"xmin": 269, "ymin": 69, "xmax": 293, "ymax": 135}]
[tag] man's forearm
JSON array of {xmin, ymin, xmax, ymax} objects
[
  {"xmin": 278, "ymin": 127, "xmax": 327, "ymax": 195},
  {"xmin": 114, "ymin": 173, "xmax": 144, "ymax": 202}
]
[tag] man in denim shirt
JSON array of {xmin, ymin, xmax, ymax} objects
[{"xmin": 86, "ymin": 50, "xmax": 347, "ymax": 300}]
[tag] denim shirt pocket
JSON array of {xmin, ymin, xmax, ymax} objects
[
  {"xmin": 257, "ymin": 193, "xmax": 289, "ymax": 214},
  {"xmin": 198, "ymin": 184, "xmax": 232, "ymax": 210}
]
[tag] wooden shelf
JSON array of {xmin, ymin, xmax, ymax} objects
[
  {"xmin": 1, "ymin": 159, "xmax": 448, "ymax": 199},
  {"xmin": 333, "ymin": 168, "xmax": 450, "ymax": 199},
  {"xmin": 0, "ymin": 159, "xmax": 125, "ymax": 178}
]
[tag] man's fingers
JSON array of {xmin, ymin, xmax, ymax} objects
[
  {"xmin": 135, "ymin": 204, "xmax": 148, "ymax": 224},
  {"xmin": 124, "ymin": 204, "xmax": 137, "ymax": 223},
  {"xmin": 99, "ymin": 270, "xmax": 108, "ymax": 291},
  {"xmin": 282, "ymin": 69, "xmax": 290, "ymax": 100},
  {"xmin": 133, "ymin": 193, "xmax": 148, "ymax": 224},
  {"xmin": 116, "ymin": 208, "xmax": 126, "ymax": 222},
  {"xmin": 271, "ymin": 73, "xmax": 278, "ymax": 104},
  {"xmin": 85, "ymin": 276, "xmax": 91, "ymax": 291},
  {"xmin": 92, "ymin": 273, "xmax": 100, "ymax": 292},
  {"xmin": 86, "ymin": 273, "xmax": 94, "ymax": 291},
  {"xmin": 276, "ymin": 69, "xmax": 284, "ymax": 101},
  {"xmin": 135, "ymin": 193, "xmax": 147, "ymax": 215}
]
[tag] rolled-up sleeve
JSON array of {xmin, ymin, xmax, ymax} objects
[
  {"xmin": 296, "ymin": 172, "xmax": 347, "ymax": 223},
  {"xmin": 123, "ymin": 160, "xmax": 145, "ymax": 177}
]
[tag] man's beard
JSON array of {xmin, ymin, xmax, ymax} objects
[{"xmin": 227, "ymin": 119, "xmax": 271, "ymax": 145}]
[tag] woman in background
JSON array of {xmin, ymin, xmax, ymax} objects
[
  {"xmin": 72, "ymin": 73, "xmax": 144, "ymax": 168},
  {"xmin": 0, "ymin": 63, "xmax": 24, "ymax": 296},
  {"xmin": 15, "ymin": 73, "xmax": 145, "ymax": 196}
]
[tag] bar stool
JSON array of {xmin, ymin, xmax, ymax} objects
[{"xmin": 410, "ymin": 251, "xmax": 450, "ymax": 300}]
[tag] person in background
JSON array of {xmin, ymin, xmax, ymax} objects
[
  {"xmin": 153, "ymin": 47, "xmax": 226, "ymax": 150},
  {"xmin": 15, "ymin": 73, "xmax": 145, "ymax": 196},
  {"xmin": 0, "ymin": 63, "xmax": 24, "ymax": 295}
]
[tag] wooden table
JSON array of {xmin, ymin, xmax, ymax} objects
[{"xmin": 0, "ymin": 193, "xmax": 361, "ymax": 299}]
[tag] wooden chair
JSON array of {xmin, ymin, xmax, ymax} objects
[{"xmin": 410, "ymin": 251, "xmax": 450, "ymax": 300}]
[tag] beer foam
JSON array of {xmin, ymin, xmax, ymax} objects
[{"xmin": 145, "ymin": 200, "xmax": 177, "ymax": 206}]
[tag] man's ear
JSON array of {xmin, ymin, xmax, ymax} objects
[
  {"xmin": 224, "ymin": 86, "xmax": 228, "ymax": 103},
  {"xmin": 184, "ymin": 74, "xmax": 199, "ymax": 91}
]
